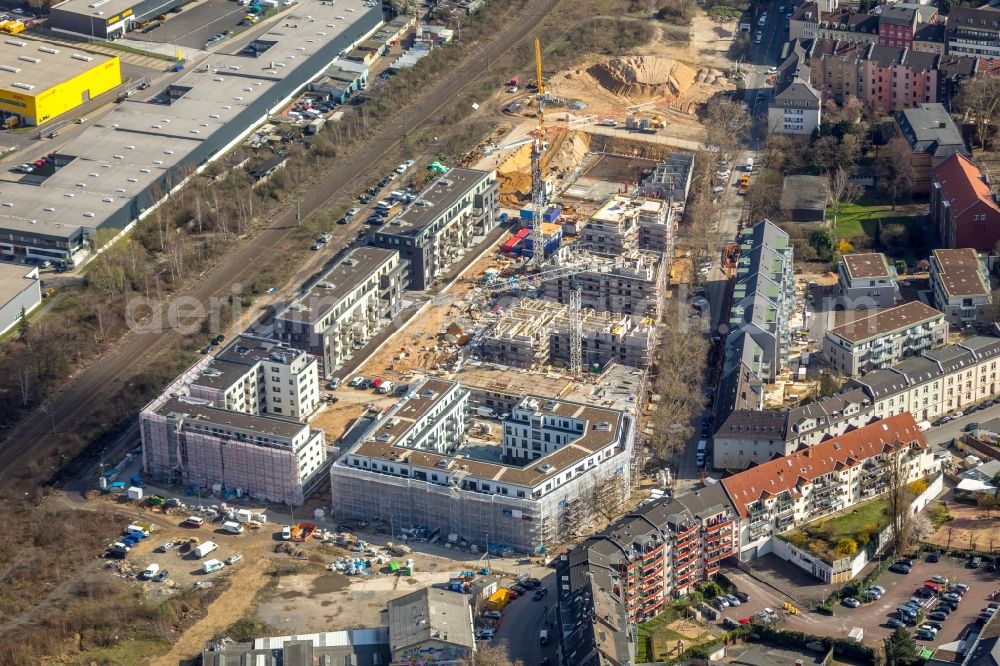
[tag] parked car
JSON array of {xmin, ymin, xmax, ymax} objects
[
  {"xmin": 156, "ymin": 540, "xmax": 177, "ymax": 552},
  {"xmin": 532, "ymin": 590, "xmax": 547, "ymax": 601},
  {"xmin": 942, "ymin": 593, "xmax": 962, "ymax": 603},
  {"xmin": 890, "ymin": 562, "xmax": 912, "ymax": 574},
  {"xmin": 735, "ymin": 591, "xmax": 750, "ymax": 602},
  {"xmin": 886, "ymin": 617, "xmax": 907, "ymax": 629},
  {"xmin": 928, "ymin": 611, "xmax": 949, "ymax": 622},
  {"xmin": 842, "ymin": 597, "xmax": 861, "ymax": 608},
  {"xmin": 225, "ymin": 554, "xmax": 243, "ymax": 565},
  {"xmin": 483, "ymin": 611, "xmax": 502, "ymax": 619},
  {"xmin": 281, "ymin": 525, "xmax": 292, "ymax": 540},
  {"xmin": 725, "ymin": 594, "xmax": 741, "ymax": 607},
  {"xmin": 915, "ymin": 629, "xmax": 936, "ymax": 641},
  {"xmin": 927, "ymin": 550, "xmax": 941, "ymax": 562}
]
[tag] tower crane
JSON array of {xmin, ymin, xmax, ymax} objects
[{"xmin": 529, "ymin": 37, "xmax": 547, "ymax": 271}]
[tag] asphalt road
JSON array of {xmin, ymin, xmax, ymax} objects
[
  {"xmin": 0, "ymin": 0, "xmax": 563, "ymax": 487},
  {"xmin": 493, "ymin": 572, "xmax": 559, "ymax": 665},
  {"xmin": 925, "ymin": 403, "xmax": 1000, "ymax": 447},
  {"xmin": 749, "ymin": 0, "xmax": 792, "ymax": 65}
]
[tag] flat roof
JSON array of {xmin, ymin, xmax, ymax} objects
[
  {"xmin": 156, "ymin": 397, "xmax": 308, "ymax": 440},
  {"xmin": 827, "ymin": 300, "xmax": 943, "ymax": 344},
  {"xmin": 842, "ymin": 253, "xmax": 893, "ymax": 281},
  {"xmin": 0, "ymin": 39, "xmax": 116, "ymax": 93},
  {"xmin": 933, "ymin": 248, "xmax": 990, "ymax": 299},
  {"xmin": 51, "ymin": 0, "xmax": 145, "ymax": 19},
  {"xmin": 0, "ymin": 0, "xmax": 380, "ymax": 241},
  {"xmin": 0, "ymin": 262, "xmax": 39, "ymax": 307},
  {"xmin": 193, "ymin": 334, "xmax": 308, "ymax": 390},
  {"xmin": 380, "ymin": 168, "xmax": 491, "ymax": 236},
  {"xmin": 277, "ymin": 247, "xmax": 397, "ymax": 325},
  {"xmin": 349, "ymin": 377, "xmax": 628, "ymax": 490},
  {"xmin": 590, "ymin": 195, "xmax": 664, "ymax": 226}
]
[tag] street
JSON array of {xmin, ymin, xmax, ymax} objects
[
  {"xmin": 925, "ymin": 403, "xmax": 1000, "ymax": 447},
  {"xmin": 493, "ymin": 572, "xmax": 559, "ymax": 665}
]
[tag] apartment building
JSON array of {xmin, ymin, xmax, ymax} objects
[
  {"xmin": 838, "ymin": 252, "xmax": 899, "ymax": 309},
  {"xmin": 929, "ymin": 248, "xmax": 993, "ymax": 326},
  {"xmin": 274, "ymin": 247, "xmax": 406, "ymax": 376},
  {"xmin": 369, "ymin": 167, "xmax": 498, "ymax": 290},
  {"xmin": 714, "ymin": 387, "xmax": 875, "ymax": 469},
  {"xmin": 913, "ymin": 23, "xmax": 946, "ymax": 55},
  {"xmin": 141, "ymin": 394, "xmax": 328, "ymax": 506},
  {"xmin": 638, "ymin": 152, "xmax": 695, "ymax": 204},
  {"xmin": 822, "ymin": 301, "xmax": 948, "ymax": 376},
  {"xmin": 863, "ymin": 46, "xmax": 938, "ymax": 113},
  {"xmin": 847, "ymin": 330, "xmax": 1000, "ymax": 421},
  {"xmin": 947, "ymin": 5, "xmax": 1000, "ymax": 60},
  {"xmin": 188, "ymin": 334, "xmax": 321, "ymax": 420},
  {"xmin": 581, "ymin": 196, "xmax": 675, "ymax": 257},
  {"xmin": 539, "ymin": 251, "xmax": 667, "ymax": 318},
  {"xmin": 816, "ymin": 10, "xmax": 880, "ymax": 44},
  {"xmin": 768, "ymin": 42, "xmax": 822, "ymax": 135},
  {"xmin": 716, "ymin": 330, "xmax": 1000, "ymax": 467},
  {"xmin": 789, "ymin": 3, "xmax": 820, "ymax": 41},
  {"xmin": 329, "ymin": 377, "xmax": 635, "ymax": 552},
  {"xmin": 931, "ymin": 153, "xmax": 1000, "ymax": 252},
  {"xmin": 557, "ymin": 482, "xmax": 736, "ymax": 628},
  {"xmin": 896, "ymin": 104, "xmax": 970, "ymax": 194},
  {"xmin": 722, "ymin": 414, "xmax": 936, "ymax": 566},
  {"xmin": 878, "ymin": 5, "xmax": 920, "ymax": 49}
]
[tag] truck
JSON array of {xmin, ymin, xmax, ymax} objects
[
  {"xmin": 126, "ymin": 522, "xmax": 153, "ymax": 537},
  {"xmin": 305, "ymin": 117, "xmax": 326, "ymax": 135},
  {"xmin": 375, "ymin": 380, "xmax": 394, "ymax": 394},
  {"xmin": 222, "ymin": 521, "xmax": 244, "ymax": 535},
  {"xmin": 738, "ymin": 174, "xmax": 750, "ymax": 194},
  {"xmin": 202, "ymin": 559, "xmax": 225, "ymax": 574},
  {"xmin": 140, "ymin": 563, "xmax": 160, "ymax": 580},
  {"xmin": 194, "ymin": 541, "xmax": 219, "ymax": 558}
]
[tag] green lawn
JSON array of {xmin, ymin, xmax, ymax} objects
[
  {"xmin": 783, "ymin": 497, "xmax": 890, "ymax": 563},
  {"xmin": 831, "ymin": 203, "xmax": 923, "ymax": 240},
  {"xmin": 636, "ymin": 606, "xmax": 683, "ymax": 663}
]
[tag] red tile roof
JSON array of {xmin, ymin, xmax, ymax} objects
[
  {"xmin": 720, "ymin": 413, "xmax": 926, "ymax": 517},
  {"xmin": 932, "ymin": 153, "xmax": 1000, "ymax": 218}
]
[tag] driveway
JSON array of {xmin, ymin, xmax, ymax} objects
[{"xmin": 723, "ymin": 554, "xmax": 1000, "ymax": 648}]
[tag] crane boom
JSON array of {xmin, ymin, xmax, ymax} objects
[{"xmin": 530, "ymin": 38, "xmax": 547, "ymax": 269}]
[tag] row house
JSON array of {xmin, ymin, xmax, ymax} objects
[
  {"xmin": 929, "ymin": 248, "xmax": 993, "ymax": 327},
  {"xmin": 879, "ymin": 5, "xmax": 921, "ymax": 49},
  {"xmin": 862, "ymin": 46, "xmax": 938, "ymax": 114},
  {"xmin": 822, "ymin": 300, "xmax": 948, "ymax": 376},
  {"xmin": 715, "ymin": 329, "xmax": 1000, "ymax": 469},
  {"xmin": 721, "ymin": 414, "xmax": 936, "ymax": 564},
  {"xmin": 847, "ymin": 329, "xmax": 1000, "ymax": 423}
]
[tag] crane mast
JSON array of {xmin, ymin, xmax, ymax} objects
[{"xmin": 530, "ymin": 38, "xmax": 547, "ymax": 270}]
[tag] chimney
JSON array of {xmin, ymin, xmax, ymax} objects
[{"xmin": 938, "ymin": 121, "xmax": 947, "ymax": 128}]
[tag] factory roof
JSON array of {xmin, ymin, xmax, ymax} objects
[
  {"xmin": 721, "ymin": 413, "xmax": 926, "ymax": 516},
  {"xmin": 0, "ymin": 39, "xmax": 117, "ymax": 93},
  {"xmin": 932, "ymin": 248, "xmax": 990, "ymax": 299},
  {"xmin": 0, "ymin": 0, "xmax": 379, "ymax": 242},
  {"xmin": 51, "ymin": 0, "xmax": 148, "ymax": 18},
  {"xmin": 379, "ymin": 168, "xmax": 491, "ymax": 237},
  {"xmin": 826, "ymin": 300, "xmax": 943, "ymax": 344},
  {"xmin": 0, "ymin": 262, "xmax": 39, "ymax": 309},
  {"xmin": 276, "ymin": 247, "xmax": 398, "ymax": 326}
]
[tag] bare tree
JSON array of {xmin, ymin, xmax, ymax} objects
[
  {"xmin": 463, "ymin": 643, "xmax": 523, "ymax": 666},
  {"xmin": 705, "ymin": 98, "xmax": 752, "ymax": 157},
  {"xmin": 955, "ymin": 77, "xmax": 1000, "ymax": 149},
  {"xmin": 589, "ymin": 473, "xmax": 629, "ymax": 522},
  {"xmin": 885, "ymin": 439, "xmax": 917, "ymax": 554},
  {"xmin": 875, "ymin": 137, "xmax": 914, "ymax": 210}
]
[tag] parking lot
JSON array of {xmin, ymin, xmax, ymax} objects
[
  {"xmin": 723, "ymin": 555, "xmax": 1000, "ymax": 647},
  {"xmin": 135, "ymin": 0, "xmax": 254, "ymax": 49}
]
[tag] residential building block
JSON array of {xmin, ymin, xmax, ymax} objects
[
  {"xmin": 929, "ymin": 248, "xmax": 993, "ymax": 326},
  {"xmin": 838, "ymin": 252, "xmax": 899, "ymax": 309},
  {"xmin": 822, "ymin": 301, "xmax": 948, "ymax": 376},
  {"xmin": 931, "ymin": 153, "xmax": 1000, "ymax": 251}
]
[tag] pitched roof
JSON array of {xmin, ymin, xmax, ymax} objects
[
  {"xmin": 896, "ymin": 104, "xmax": 968, "ymax": 158},
  {"xmin": 720, "ymin": 413, "xmax": 926, "ymax": 516},
  {"xmin": 826, "ymin": 300, "xmax": 943, "ymax": 344},
  {"xmin": 931, "ymin": 153, "xmax": 1000, "ymax": 220}
]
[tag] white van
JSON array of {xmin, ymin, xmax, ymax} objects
[
  {"xmin": 222, "ymin": 521, "xmax": 244, "ymax": 535},
  {"xmin": 141, "ymin": 563, "xmax": 160, "ymax": 580},
  {"xmin": 202, "ymin": 559, "xmax": 225, "ymax": 574},
  {"xmin": 194, "ymin": 541, "xmax": 219, "ymax": 558},
  {"xmin": 746, "ymin": 157, "xmax": 755, "ymax": 172},
  {"xmin": 539, "ymin": 629, "xmax": 549, "ymax": 646}
]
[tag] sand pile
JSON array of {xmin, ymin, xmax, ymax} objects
[
  {"xmin": 587, "ymin": 55, "xmax": 697, "ymax": 98},
  {"xmin": 497, "ymin": 132, "xmax": 591, "ymax": 205}
]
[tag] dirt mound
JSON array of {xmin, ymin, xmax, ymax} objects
[
  {"xmin": 587, "ymin": 56, "xmax": 697, "ymax": 98},
  {"xmin": 497, "ymin": 132, "xmax": 591, "ymax": 206}
]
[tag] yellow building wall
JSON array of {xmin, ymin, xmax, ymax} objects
[{"xmin": 0, "ymin": 56, "xmax": 121, "ymax": 125}]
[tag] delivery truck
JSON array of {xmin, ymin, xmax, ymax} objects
[{"xmin": 202, "ymin": 559, "xmax": 224, "ymax": 573}]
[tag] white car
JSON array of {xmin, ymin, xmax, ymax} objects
[
  {"xmin": 754, "ymin": 31, "xmax": 763, "ymax": 44},
  {"xmin": 403, "ymin": 159, "xmax": 414, "ymax": 168},
  {"xmin": 225, "ymin": 554, "xmax": 244, "ymax": 565},
  {"xmin": 281, "ymin": 525, "xmax": 292, "ymax": 540},
  {"xmin": 346, "ymin": 207, "xmax": 361, "ymax": 218},
  {"xmin": 600, "ymin": 119, "xmax": 618, "ymax": 127},
  {"xmin": 767, "ymin": 66, "xmax": 778, "ymax": 74},
  {"xmin": 395, "ymin": 163, "xmax": 408, "ymax": 174}
]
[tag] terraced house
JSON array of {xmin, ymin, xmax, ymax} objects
[{"xmin": 716, "ymin": 221, "xmax": 795, "ymax": 423}]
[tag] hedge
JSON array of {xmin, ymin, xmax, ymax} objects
[{"xmin": 751, "ymin": 626, "xmax": 876, "ymax": 664}]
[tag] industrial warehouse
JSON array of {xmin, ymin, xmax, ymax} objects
[
  {"xmin": 0, "ymin": 0, "xmax": 382, "ymax": 265},
  {"xmin": 0, "ymin": 39, "xmax": 121, "ymax": 126}
]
